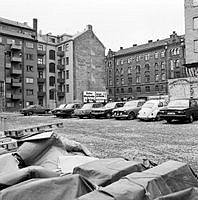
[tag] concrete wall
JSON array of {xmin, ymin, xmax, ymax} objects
[{"xmin": 73, "ymin": 27, "xmax": 106, "ymax": 102}]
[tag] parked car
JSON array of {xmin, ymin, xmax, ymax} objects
[
  {"xmin": 91, "ymin": 102, "xmax": 124, "ymax": 119},
  {"xmin": 51, "ymin": 104, "xmax": 67, "ymax": 115},
  {"xmin": 158, "ymin": 98, "xmax": 198, "ymax": 123},
  {"xmin": 20, "ymin": 105, "xmax": 51, "ymax": 116},
  {"xmin": 137, "ymin": 99, "xmax": 168, "ymax": 121},
  {"xmin": 112, "ymin": 99, "xmax": 146, "ymax": 120},
  {"xmin": 74, "ymin": 103, "xmax": 104, "ymax": 119},
  {"xmin": 54, "ymin": 103, "xmax": 82, "ymax": 118}
]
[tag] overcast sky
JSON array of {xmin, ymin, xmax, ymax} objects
[{"xmin": 1, "ymin": 0, "xmax": 184, "ymax": 52}]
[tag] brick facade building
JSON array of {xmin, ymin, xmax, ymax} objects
[{"xmin": 106, "ymin": 32, "xmax": 186, "ymax": 101}]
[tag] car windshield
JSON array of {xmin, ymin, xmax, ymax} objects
[
  {"xmin": 104, "ymin": 102, "xmax": 116, "ymax": 109},
  {"xmin": 124, "ymin": 101, "xmax": 138, "ymax": 107},
  {"xmin": 26, "ymin": 105, "xmax": 36, "ymax": 109},
  {"xmin": 142, "ymin": 102, "xmax": 155, "ymax": 108},
  {"xmin": 168, "ymin": 100, "xmax": 189, "ymax": 108},
  {"xmin": 65, "ymin": 104, "xmax": 74, "ymax": 109},
  {"xmin": 58, "ymin": 104, "xmax": 66, "ymax": 109},
  {"xmin": 82, "ymin": 103, "xmax": 93, "ymax": 109}
]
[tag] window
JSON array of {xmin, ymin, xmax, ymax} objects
[
  {"xmin": 127, "ymin": 57, "xmax": 132, "ymax": 63},
  {"xmin": 175, "ymin": 60, "xmax": 180, "ymax": 68},
  {"xmin": 7, "ymin": 38, "xmax": 15, "ymax": 44},
  {"xmin": 155, "ymin": 85, "xmax": 159, "ymax": 92},
  {"xmin": 116, "ymin": 69, "xmax": 119, "ymax": 75},
  {"xmin": 175, "ymin": 71, "xmax": 180, "ymax": 78},
  {"xmin": 120, "ymin": 59, "xmax": 124, "ymax": 65},
  {"xmin": 38, "ymin": 85, "xmax": 43, "ymax": 92},
  {"xmin": 136, "ymin": 87, "xmax": 141, "ymax": 93},
  {"xmin": 120, "ymin": 68, "xmax": 124, "ymax": 75},
  {"xmin": 121, "ymin": 78, "xmax": 124, "ymax": 85},
  {"xmin": 194, "ymin": 40, "xmax": 198, "ymax": 52},
  {"xmin": 176, "ymin": 48, "xmax": 180, "ymax": 55},
  {"xmin": 66, "ymin": 70, "xmax": 69, "ymax": 79},
  {"xmin": 128, "ymin": 66, "xmax": 132, "ymax": 74},
  {"xmin": 121, "ymin": 88, "xmax": 124, "ymax": 93},
  {"xmin": 49, "ymin": 37, "xmax": 55, "ymax": 43},
  {"xmin": 145, "ymin": 86, "xmax": 150, "ymax": 93},
  {"xmin": 155, "ymin": 63, "xmax": 159, "ymax": 70},
  {"xmin": 26, "ymin": 54, "xmax": 33, "ymax": 60},
  {"xmin": 161, "ymin": 61, "xmax": 165, "ymax": 69},
  {"xmin": 145, "ymin": 75, "xmax": 150, "ymax": 83},
  {"xmin": 145, "ymin": 64, "xmax": 150, "ymax": 71},
  {"xmin": 66, "ymin": 57, "xmax": 69, "ymax": 65},
  {"xmin": 108, "ymin": 69, "xmax": 112, "ymax": 78},
  {"xmin": 58, "ymin": 46, "xmax": 62, "ymax": 51},
  {"xmin": 128, "ymin": 77, "xmax": 132, "ymax": 85},
  {"xmin": 128, "ymin": 88, "xmax": 132, "ymax": 93},
  {"xmin": 136, "ymin": 76, "xmax": 141, "ymax": 83},
  {"xmin": 38, "ymin": 71, "xmax": 43, "ymax": 78},
  {"xmin": 26, "ymin": 42, "xmax": 34, "ymax": 48},
  {"xmin": 116, "ymin": 88, "xmax": 120, "ymax": 93},
  {"xmin": 136, "ymin": 65, "xmax": 141, "ymax": 73},
  {"xmin": 66, "ymin": 84, "xmax": 69, "ymax": 93},
  {"xmin": 116, "ymin": 78, "xmax": 119, "ymax": 85},
  {"xmin": 65, "ymin": 44, "xmax": 69, "ymax": 51},
  {"xmin": 26, "ymin": 65, "xmax": 33, "ymax": 72},
  {"xmin": 109, "ymin": 79, "xmax": 113, "ymax": 86},
  {"xmin": 49, "ymin": 76, "xmax": 55, "ymax": 86},
  {"xmin": 0, "ymin": 37, "xmax": 2, "ymax": 43},
  {"xmin": 116, "ymin": 60, "xmax": 119, "ymax": 65},
  {"xmin": 154, "ymin": 52, "xmax": 158, "ymax": 59},
  {"xmin": 170, "ymin": 60, "xmax": 174, "ymax": 70},
  {"xmin": 49, "ymin": 63, "xmax": 55, "ymax": 73},
  {"xmin": 162, "ymin": 73, "xmax": 166, "ymax": 81},
  {"xmin": 49, "ymin": 50, "xmax": 55, "ymax": 60},
  {"xmin": 136, "ymin": 56, "xmax": 140, "ymax": 62},
  {"xmin": 26, "ymin": 89, "xmax": 34, "ymax": 96},
  {"xmin": 144, "ymin": 54, "xmax": 150, "ymax": 61},
  {"xmin": 155, "ymin": 74, "xmax": 160, "ymax": 82},
  {"xmin": 38, "ymin": 58, "xmax": 44, "ymax": 64},
  {"xmin": 38, "ymin": 44, "xmax": 44, "ymax": 51},
  {"xmin": 49, "ymin": 89, "xmax": 55, "ymax": 100},
  {"xmin": 193, "ymin": 0, "xmax": 198, "ymax": 6},
  {"xmin": 26, "ymin": 78, "xmax": 34, "ymax": 84},
  {"xmin": 161, "ymin": 51, "xmax": 165, "ymax": 58},
  {"xmin": 109, "ymin": 89, "xmax": 112, "ymax": 94}
]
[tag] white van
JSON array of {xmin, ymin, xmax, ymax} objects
[{"xmin": 137, "ymin": 99, "xmax": 168, "ymax": 121}]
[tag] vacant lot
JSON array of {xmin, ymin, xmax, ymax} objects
[{"xmin": 1, "ymin": 113, "xmax": 198, "ymax": 173}]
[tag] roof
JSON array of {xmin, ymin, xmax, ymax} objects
[{"xmin": 0, "ymin": 17, "xmax": 32, "ymax": 30}]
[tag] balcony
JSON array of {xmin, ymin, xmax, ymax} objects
[
  {"xmin": 11, "ymin": 44, "xmax": 22, "ymax": 50},
  {"xmin": 11, "ymin": 56, "xmax": 22, "ymax": 62},
  {"xmin": 37, "ymin": 49, "xmax": 46, "ymax": 56},
  {"xmin": 37, "ymin": 91, "xmax": 46, "ymax": 97},
  {"xmin": 57, "ymin": 78, "xmax": 65, "ymax": 84},
  {"xmin": 37, "ymin": 64, "xmax": 46, "ymax": 70},
  {"xmin": 37, "ymin": 77, "xmax": 46, "ymax": 83},
  {"xmin": 12, "ymin": 93, "xmax": 22, "ymax": 100},
  {"xmin": 6, "ymin": 63, "xmax": 11, "ymax": 68},
  {"xmin": 11, "ymin": 79, "xmax": 22, "ymax": 87},
  {"xmin": 57, "ymin": 91, "xmax": 65, "ymax": 97},
  {"xmin": 6, "ymin": 92, "xmax": 12, "ymax": 99},
  {"xmin": 57, "ymin": 64, "xmax": 65, "ymax": 71},
  {"xmin": 11, "ymin": 67, "xmax": 22, "ymax": 75},
  {"xmin": 5, "ymin": 77, "xmax": 11, "ymax": 83},
  {"xmin": 57, "ymin": 51, "xmax": 65, "ymax": 57}
]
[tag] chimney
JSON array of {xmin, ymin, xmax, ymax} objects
[
  {"xmin": 33, "ymin": 18, "xmax": 38, "ymax": 32},
  {"xmin": 148, "ymin": 40, "xmax": 153, "ymax": 43},
  {"xmin": 87, "ymin": 24, "xmax": 92, "ymax": 31},
  {"xmin": 120, "ymin": 47, "xmax": 123, "ymax": 50},
  {"xmin": 133, "ymin": 44, "xmax": 137, "ymax": 47}
]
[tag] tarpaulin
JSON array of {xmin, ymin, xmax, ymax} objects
[
  {"xmin": 0, "ymin": 174, "xmax": 95, "ymax": 200},
  {"xmin": 73, "ymin": 158, "xmax": 145, "ymax": 187},
  {"xmin": 78, "ymin": 160, "xmax": 198, "ymax": 200},
  {"xmin": 154, "ymin": 187, "xmax": 198, "ymax": 200}
]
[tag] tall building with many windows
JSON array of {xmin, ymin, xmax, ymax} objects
[
  {"xmin": 0, "ymin": 17, "xmax": 106, "ymax": 111},
  {"xmin": 105, "ymin": 32, "xmax": 186, "ymax": 101},
  {"xmin": 184, "ymin": 0, "xmax": 198, "ymax": 71}
]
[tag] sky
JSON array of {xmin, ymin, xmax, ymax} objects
[{"xmin": 0, "ymin": 0, "xmax": 184, "ymax": 52}]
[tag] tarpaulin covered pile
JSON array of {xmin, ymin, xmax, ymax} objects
[{"xmin": 78, "ymin": 160, "xmax": 198, "ymax": 200}]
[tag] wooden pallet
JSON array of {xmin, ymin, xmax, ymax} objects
[{"xmin": 4, "ymin": 122, "xmax": 63, "ymax": 139}]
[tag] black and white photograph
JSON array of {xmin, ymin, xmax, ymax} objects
[{"xmin": 0, "ymin": 0, "xmax": 198, "ymax": 199}]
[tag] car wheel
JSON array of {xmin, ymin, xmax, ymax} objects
[
  {"xmin": 128, "ymin": 112, "xmax": 135, "ymax": 120},
  {"xmin": 166, "ymin": 119, "xmax": 172, "ymax": 124},
  {"xmin": 106, "ymin": 113, "xmax": 112, "ymax": 119},
  {"xmin": 188, "ymin": 115, "xmax": 193, "ymax": 123},
  {"xmin": 28, "ymin": 112, "xmax": 33, "ymax": 116},
  {"xmin": 44, "ymin": 110, "xmax": 48, "ymax": 114},
  {"xmin": 155, "ymin": 114, "xmax": 161, "ymax": 121}
]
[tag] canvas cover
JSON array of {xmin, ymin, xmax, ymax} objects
[
  {"xmin": 78, "ymin": 160, "xmax": 198, "ymax": 200},
  {"xmin": 0, "ymin": 174, "xmax": 95, "ymax": 200},
  {"xmin": 73, "ymin": 158, "xmax": 145, "ymax": 187},
  {"xmin": 154, "ymin": 187, "xmax": 198, "ymax": 200}
]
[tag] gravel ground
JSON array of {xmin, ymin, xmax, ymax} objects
[{"xmin": 1, "ymin": 113, "xmax": 198, "ymax": 174}]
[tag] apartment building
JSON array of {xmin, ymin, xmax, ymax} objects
[
  {"xmin": 105, "ymin": 32, "xmax": 186, "ymax": 101},
  {"xmin": 0, "ymin": 17, "xmax": 106, "ymax": 111},
  {"xmin": 0, "ymin": 17, "xmax": 38, "ymax": 111},
  {"xmin": 185, "ymin": 0, "xmax": 198, "ymax": 70}
]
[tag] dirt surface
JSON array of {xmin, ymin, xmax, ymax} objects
[{"xmin": 1, "ymin": 113, "xmax": 198, "ymax": 174}]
